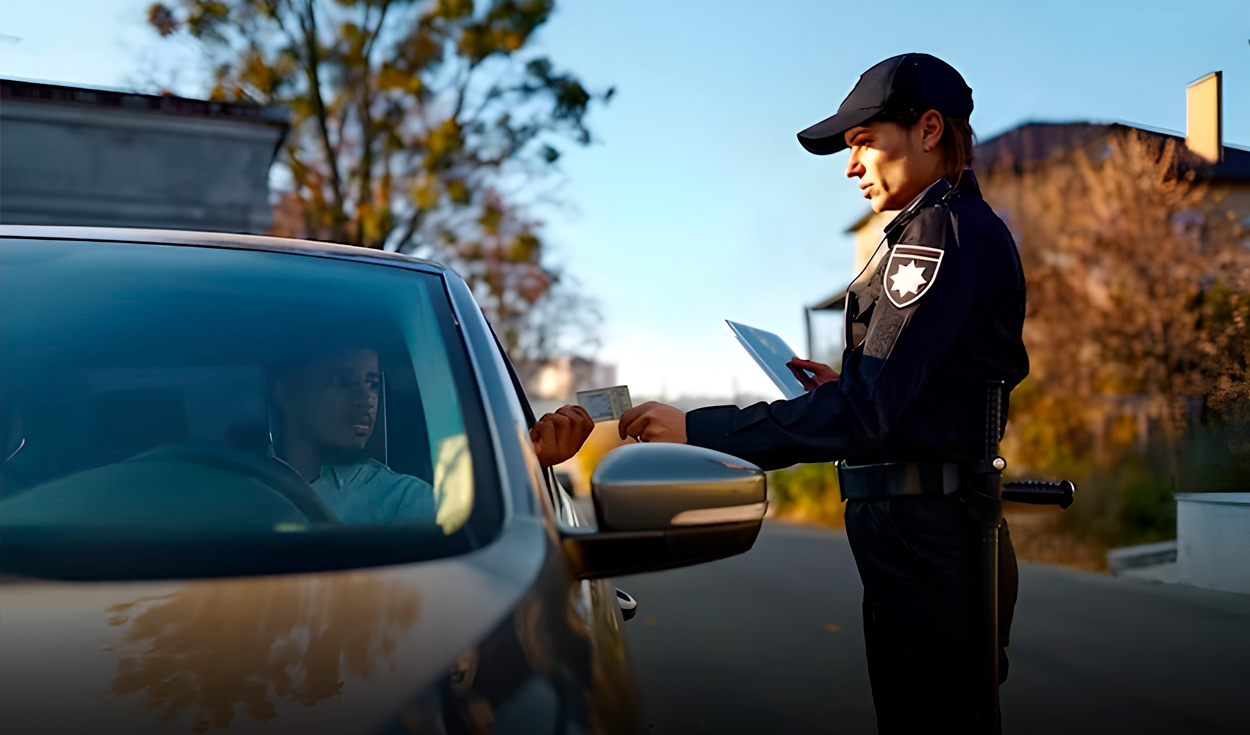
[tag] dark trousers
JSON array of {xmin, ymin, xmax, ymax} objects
[{"xmin": 845, "ymin": 496, "xmax": 1018, "ymax": 735}]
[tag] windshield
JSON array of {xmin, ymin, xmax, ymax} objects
[{"xmin": 0, "ymin": 238, "xmax": 501, "ymax": 580}]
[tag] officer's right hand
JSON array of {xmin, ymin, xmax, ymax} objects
[{"xmin": 787, "ymin": 358, "xmax": 839, "ymax": 391}]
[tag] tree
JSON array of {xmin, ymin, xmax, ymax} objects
[
  {"xmin": 981, "ymin": 129, "xmax": 1250, "ymax": 472},
  {"xmin": 147, "ymin": 0, "xmax": 612, "ymax": 360}
]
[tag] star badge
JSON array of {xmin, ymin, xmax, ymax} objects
[
  {"xmin": 890, "ymin": 260, "xmax": 928, "ymax": 298},
  {"xmin": 884, "ymin": 245, "xmax": 944, "ymax": 308}
]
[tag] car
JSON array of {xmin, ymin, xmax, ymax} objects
[{"xmin": 0, "ymin": 225, "xmax": 767, "ymax": 735}]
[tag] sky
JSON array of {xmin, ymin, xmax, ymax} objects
[{"xmin": 3, "ymin": 0, "xmax": 1249, "ymax": 400}]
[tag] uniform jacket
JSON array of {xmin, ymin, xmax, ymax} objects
[{"xmin": 686, "ymin": 172, "xmax": 1029, "ymax": 470}]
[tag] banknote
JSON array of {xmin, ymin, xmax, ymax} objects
[{"xmin": 576, "ymin": 385, "xmax": 633, "ymax": 422}]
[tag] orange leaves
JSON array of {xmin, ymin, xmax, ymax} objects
[
  {"xmin": 147, "ymin": 3, "xmax": 178, "ymax": 36},
  {"xmin": 411, "ymin": 176, "xmax": 441, "ymax": 210},
  {"xmin": 410, "ymin": 175, "xmax": 469, "ymax": 212},
  {"xmin": 238, "ymin": 47, "xmax": 291, "ymax": 99},
  {"xmin": 354, "ymin": 202, "xmax": 393, "ymax": 249},
  {"xmin": 435, "ymin": 0, "xmax": 475, "ymax": 20},
  {"xmin": 501, "ymin": 30, "xmax": 524, "ymax": 52},
  {"xmin": 478, "ymin": 199, "xmax": 503, "ymax": 234},
  {"xmin": 399, "ymin": 23, "xmax": 441, "ymax": 72},
  {"xmin": 185, "ymin": 1, "xmax": 230, "ymax": 42},
  {"xmin": 508, "ymin": 232, "xmax": 540, "ymax": 262},
  {"xmin": 455, "ymin": 0, "xmax": 553, "ymax": 62},
  {"xmin": 339, "ymin": 21, "xmax": 367, "ymax": 59},
  {"xmin": 981, "ymin": 128, "xmax": 1250, "ymax": 472},
  {"xmin": 423, "ymin": 118, "xmax": 463, "ymax": 171},
  {"xmin": 445, "ymin": 179, "xmax": 470, "ymax": 205},
  {"xmin": 375, "ymin": 63, "xmax": 422, "ymax": 94},
  {"xmin": 147, "ymin": 1, "xmax": 230, "ymax": 43}
]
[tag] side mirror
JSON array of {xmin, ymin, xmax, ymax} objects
[{"xmin": 561, "ymin": 443, "xmax": 766, "ymax": 580}]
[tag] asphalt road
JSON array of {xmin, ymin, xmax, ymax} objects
[{"xmin": 617, "ymin": 521, "xmax": 1250, "ymax": 735}]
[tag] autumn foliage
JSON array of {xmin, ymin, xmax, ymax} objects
[
  {"xmin": 147, "ymin": 0, "xmax": 612, "ymax": 359},
  {"xmin": 979, "ymin": 130, "xmax": 1250, "ymax": 477}
]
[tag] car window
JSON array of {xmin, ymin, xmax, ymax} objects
[
  {"xmin": 486, "ymin": 328, "xmax": 585, "ymax": 528},
  {"xmin": 0, "ymin": 238, "xmax": 501, "ymax": 579}
]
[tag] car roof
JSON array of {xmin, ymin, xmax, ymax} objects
[{"xmin": 0, "ymin": 224, "xmax": 449, "ymax": 274}]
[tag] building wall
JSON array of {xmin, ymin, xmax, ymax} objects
[
  {"xmin": 1, "ymin": 94, "xmax": 286, "ymax": 234},
  {"xmin": 851, "ymin": 210, "xmax": 895, "ymax": 281}
]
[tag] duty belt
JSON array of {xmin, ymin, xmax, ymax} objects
[{"xmin": 836, "ymin": 461, "xmax": 963, "ymax": 501}]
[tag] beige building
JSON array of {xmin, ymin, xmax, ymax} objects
[{"xmin": 513, "ymin": 355, "xmax": 618, "ymax": 418}]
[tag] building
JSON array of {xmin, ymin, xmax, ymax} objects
[
  {"xmin": 1, "ymin": 79, "xmax": 288, "ymax": 234},
  {"xmin": 513, "ymin": 355, "xmax": 618, "ymax": 418},
  {"xmin": 805, "ymin": 71, "xmax": 1250, "ymax": 361}
]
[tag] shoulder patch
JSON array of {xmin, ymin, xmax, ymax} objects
[{"xmin": 884, "ymin": 244, "xmax": 944, "ymax": 308}]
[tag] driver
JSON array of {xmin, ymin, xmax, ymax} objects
[
  {"xmin": 269, "ymin": 346, "xmax": 595, "ymax": 524},
  {"xmin": 268, "ymin": 346, "xmax": 429, "ymax": 524}
]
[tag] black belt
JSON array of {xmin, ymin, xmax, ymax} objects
[{"xmin": 836, "ymin": 461, "xmax": 963, "ymax": 502}]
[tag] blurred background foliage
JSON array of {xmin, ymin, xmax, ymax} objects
[{"xmin": 767, "ymin": 462, "xmax": 845, "ymax": 528}]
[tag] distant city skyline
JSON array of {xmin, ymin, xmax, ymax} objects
[{"xmin": 3, "ymin": 0, "xmax": 1248, "ymax": 400}]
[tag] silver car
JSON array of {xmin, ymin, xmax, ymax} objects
[{"xmin": 0, "ymin": 226, "xmax": 766, "ymax": 735}]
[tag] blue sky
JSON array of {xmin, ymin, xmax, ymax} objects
[{"xmin": 4, "ymin": 0, "xmax": 1249, "ymax": 399}]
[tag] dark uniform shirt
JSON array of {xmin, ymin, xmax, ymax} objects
[{"xmin": 686, "ymin": 171, "xmax": 1028, "ymax": 470}]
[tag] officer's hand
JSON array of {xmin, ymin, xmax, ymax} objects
[
  {"xmin": 531, "ymin": 405, "xmax": 595, "ymax": 468},
  {"xmin": 618, "ymin": 401, "xmax": 687, "ymax": 444},
  {"xmin": 787, "ymin": 358, "xmax": 839, "ymax": 391}
]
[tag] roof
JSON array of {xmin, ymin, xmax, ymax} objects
[
  {"xmin": 844, "ymin": 211, "xmax": 877, "ymax": 235},
  {"xmin": 0, "ymin": 79, "xmax": 289, "ymax": 127},
  {"xmin": 975, "ymin": 121, "xmax": 1250, "ymax": 180},
  {"xmin": 809, "ymin": 286, "xmax": 849, "ymax": 311},
  {"xmin": 0, "ymin": 225, "xmax": 446, "ymax": 273}
]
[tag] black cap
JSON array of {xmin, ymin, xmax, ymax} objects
[{"xmin": 797, "ymin": 53, "xmax": 973, "ymax": 155}]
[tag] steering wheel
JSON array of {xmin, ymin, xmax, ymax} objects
[{"xmin": 134, "ymin": 443, "xmax": 340, "ymax": 524}]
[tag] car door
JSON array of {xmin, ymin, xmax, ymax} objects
[{"xmin": 485, "ymin": 332, "xmax": 647, "ymax": 731}]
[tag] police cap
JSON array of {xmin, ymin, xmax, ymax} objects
[{"xmin": 797, "ymin": 53, "xmax": 973, "ymax": 155}]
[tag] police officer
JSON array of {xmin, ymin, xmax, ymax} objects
[{"xmin": 618, "ymin": 53, "xmax": 1027, "ymax": 733}]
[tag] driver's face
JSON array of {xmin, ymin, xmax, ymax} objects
[{"xmin": 278, "ymin": 348, "xmax": 380, "ymax": 454}]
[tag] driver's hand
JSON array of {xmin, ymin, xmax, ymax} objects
[{"xmin": 531, "ymin": 405, "xmax": 594, "ymax": 468}]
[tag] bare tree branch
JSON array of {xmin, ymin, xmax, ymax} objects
[{"xmin": 297, "ymin": 0, "xmax": 345, "ymax": 237}]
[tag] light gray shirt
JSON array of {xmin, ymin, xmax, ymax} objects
[
  {"xmin": 271, "ymin": 448, "xmax": 437, "ymax": 524},
  {"xmin": 312, "ymin": 459, "xmax": 438, "ymax": 525}
]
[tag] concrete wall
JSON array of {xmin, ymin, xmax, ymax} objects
[
  {"xmin": 1175, "ymin": 493, "xmax": 1250, "ymax": 594},
  {"xmin": 1, "ymin": 94, "xmax": 286, "ymax": 234}
]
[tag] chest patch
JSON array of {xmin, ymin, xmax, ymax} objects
[{"xmin": 885, "ymin": 244, "xmax": 944, "ymax": 308}]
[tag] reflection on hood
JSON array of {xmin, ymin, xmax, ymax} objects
[{"xmin": 104, "ymin": 573, "xmax": 421, "ymax": 731}]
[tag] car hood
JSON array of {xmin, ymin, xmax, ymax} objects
[{"xmin": 0, "ymin": 518, "xmax": 550, "ymax": 734}]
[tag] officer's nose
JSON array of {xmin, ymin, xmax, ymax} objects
[{"xmin": 846, "ymin": 149, "xmax": 865, "ymax": 179}]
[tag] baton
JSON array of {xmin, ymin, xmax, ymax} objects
[
  {"xmin": 1002, "ymin": 479, "xmax": 1076, "ymax": 509},
  {"xmin": 977, "ymin": 385, "xmax": 1077, "ymax": 735},
  {"xmin": 979, "ymin": 380, "xmax": 1005, "ymax": 735}
]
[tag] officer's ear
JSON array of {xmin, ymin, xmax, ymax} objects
[{"xmin": 917, "ymin": 109, "xmax": 945, "ymax": 154}]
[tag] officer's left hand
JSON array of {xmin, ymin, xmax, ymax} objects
[
  {"xmin": 618, "ymin": 401, "xmax": 687, "ymax": 444},
  {"xmin": 787, "ymin": 358, "xmax": 839, "ymax": 390}
]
